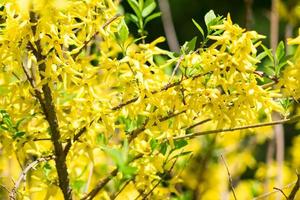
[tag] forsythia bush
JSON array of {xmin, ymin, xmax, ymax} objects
[{"xmin": 0, "ymin": 0, "xmax": 299, "ymax": 199}]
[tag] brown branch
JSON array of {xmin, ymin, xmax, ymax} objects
[
  {"xmin": 273, "ymin": 187, "xmax": 288, "ymax": 199},
  {"xmin": 9, "ymin": 155, "xmax": 54, "ymax": 200},
  {"xmin": 186, "ymin": 118, "xmax": 211, "ymax": 131},
  {"xmin": 27, "ymin": 12, "xmax": 72, "ymax": 200},
  {"xmin": 112, "ymin": 72, "xmax": 211, "ymax": 111},
  {"xmin": 172, "ymin": 115, "xmax": 300, "ymax": 141},
  {"xmin": 81, "ymin": 154, "xmax": 143, "ymax": 200},
  {"xmin": 128, "ymin": 110, "xmax": 186, "ymax": 143},
  {"xmin": 254, "ymin": 173, "xmax": 299, "ymax": 200},
  {"xmin": 288, "ymin": 172, "xmax": 300, "ymax": 200},
  {"xmin": 221, "ymin": 155, "xmax": 237, "ymax": 200},
  {"xmin": 64, "ymin": 126, "xmax": 87, "ymax": 155},
  {"xmin": 72, "ymin": 14, "xmax": 121, "ymax": 60}
]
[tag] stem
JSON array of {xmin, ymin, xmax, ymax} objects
[
  {"xmin": 172, "ymin": 115, "xmax": 300, "ymax": 141},
  {"xmin": 9, "ymin": 156, "xmax": 54, "ymax": 200},
  {"xmin": 221, "ymin": 155, "xmax": 237, "ymax": 200},
  {"xmin": 26, "ymin": 12, "xmax": 72, "ymax": 200},
  {"xmin": 111, "ymin": 71, "xmax": 211, "ymax": 111}
]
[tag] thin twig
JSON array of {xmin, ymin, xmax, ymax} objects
[
  {"xmin": 111, "ymin": 179, "xmax": 133, "ymax": 199},
  {"xmin": 186, "ymin": 118, "xmax": 212, "ymax": 131},
  {"xmin": 273, "ymin": 187, "xmax": 288, "ymax": 199},
  {"xmin": 112, "ymin": 72, "xmax": 211, "ymax": 111},
  {"xmin": 84, "ymin": 163, "xmax": 94, "ymax": 194},
  {"xmin": 172, "ymin": 115, "xmax": 300, "ymax": 141},
  {"xmin": 128, "ymin": 110, "xmax": 186, "ymax": 143},
  {"xmin": 72, "ymin": 14, "xmax": 121, "ymax": 59},
  {"xmin": 81, "ymin": 154, "xmax": 143, "ymax": 200},
  {"xmin": 0, "ymin": 184, "xmax": 10, "ymax": 193},
  {"xmin": 253, "ymin": 173, "xmax": 300, "ymax": 200},
  {"xmin": 221, "ymin": 155, "xmax": 237, "ymax": 200},
  {"xmin": 168, "ymin": 55, "xmax": 184, "ymax": 84},
  {"xmin": 9, "ymin": 155, "xmax": 54, "ymax": 200}
]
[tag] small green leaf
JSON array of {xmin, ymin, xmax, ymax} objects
[
  {"xmin": 174, "ymin": 139, "xmax": 188, "ymax": 149},
  {"xmin": 144, "ymin": 12, "xmax": 161, "ymax": 26},
  {"xmin": 181, "ymin": 37, "xmax": 197, "ymax": 54},
  {"xmin": 192, "ymin": 19, "xmax": 204, "ymax": 39},
  {"xmin": 150, "ymin": 138, "xmax": 158, "ymax": 151},
  {"xmin": 13, "ymin": 131, "xmax": 25, "ymax": 139},
  {"xmin": 121, "ymin": 165, "xmax": 137, "ymax": 178},
  {"xmin": 261, "ymin": 44, "xmax": 274, "ymax": 63},
  {"xmin": 159, "ymin": 142, "xmax": 167, "ymax": 155},
  {"xmin": 127, "ymin": 0, "xmax": 142, "ymax": 19},
  {"xmin": 276, "ymin": 41, "xmax": 285, "ymax": 63},
  {"xmin": 256, "ymin": 51, "xmax": 268, "ymax": 61},
  {"xmin": 204, "ymin": 10, "xmax": 216, "ymax": 28},
  {"xmin": 125, "ymin": 13, "xmax": 139, "ymax": 24},
  {"xmin": 142, "ymin": 0, "xmax": 156, "ymax": 18},
  {"xmin": 118, "ymin": 19, "xmax": 129, "ymax": 44}
]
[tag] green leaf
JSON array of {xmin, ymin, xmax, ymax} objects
[
  {"xmin": 72, "ymin": 180, "xmax": 86, "ymax": 193},
  {"xmin": 174, "ymin": 139, "xmax": 188, "ymax": 149},
  {"xmin": 150, "ymin": 138, "xmax": 158, "ymax": 151},
  {"xmin": 256, "ymin": 51, "xmax": 268, "ymax": 61},
  {"xmin": 127, "ymin": 0, "xmax": 142, "ymax": 19},
  {"xmin": 121, "ymin": 165, "xmax": 138, "ymax": 178},
  {"xmin": 204, "ymin": 10, "xmax": 216, "ymax": 28},
  {"xmin": 13, "ymin": 131, "xmax": 25, "ymax": 139},
  {"xmin": 261, "ymin": 44, "xmax": 274, "ymax": 63},
  {"xmin": 192, "ymin": 19, "xmax": 204, "ymax": 39},
  {"xmin": 159, "ymin": 142, "xmax": 168, "ymax": 155},
  {"xmin": 118, "ymin": 19, "xmax": 129, "ymax": 44},
  {"xmin": 125, "ymin": 13, "xmax": 139, "ymax": 24},
  {"xmin": 0, "ymin": 110, "xmax": 14, "ymax": 132},
  {"xmin": 144, "ymin": 12, "xmax": 161, "ymax": 26},
  {"xmin": 276, "ymin": 41, "xmax": 285, "ymax": 63},
  {"xmin": 142, "ymin": 0, "xmax": 156, "ymax": 18},
  {"xmin": 181, "ymin": 37, "xmax": 197, "ymax": 54}
]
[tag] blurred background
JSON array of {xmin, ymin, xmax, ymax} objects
[{"xmin": 121, "ymin": 0, "xmax": 300, "ymax": 50}]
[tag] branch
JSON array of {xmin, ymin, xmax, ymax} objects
[
  {"xmin": 72, "ymin": 14, "xmax": 121, "ymax": 60},
  {"xmin": 128, "ymin": 110, "xmax": 186, "ymax": 143},
  {"xmin": 273, "ymin": 187, "xmax": 288, "ymax": 199},
  {"xmin": 254, "ymin": 173, "xmax": 299, "ymax": 200},
  {"xmin": 112, "ymin": 72, "xmax": 211, "ymax": 111},
  {"xmin": 172, "ymin": 115, "xmax": 300, "ymax": 141},
  {"xmin": 168, "ymin": 55, "xmax": 184, "ymax": 84},
  {"xmin": 81, "ymin": 154, "xmax": 143, "ymax": 200},
  {"xmin": 27, "ymin": 12, "xmax": 72, "ymax": 200},
  {"xmin": 288, "ymin": 172, "xmax": 300, "ymax": 200},
  {"xmin": 9, "ymin": 155, "xmax": 54, "ymax": 200},
  {"xmin": 220, "ymin": 155, "xmax": 237, "ymax": 200}
]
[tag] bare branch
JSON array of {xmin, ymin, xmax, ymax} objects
[
  {"xmin": 288, "ymin": 172, "xmax": 300, "ymax": 200},
  {"xmin": 172, "ymin": 115, "xmax": 300, "ymax": 141},
  {"xmin": 253, "ymin": 173, "xmax": 299, "ymax": 200},
  {"xmin": 9, "ymin": 155, "xmax": 54, "ymax": 200},
  {"xmin": 220, "ymin": 155, "xmax": 237, "ymax": 200},
  {"xmin": 168, "ymin": 55, "xmax": 184, "ymax": 83},
  {"xmin": 273, "ymin": 187, "xmax": 288, "ymax": 200},
  {"xmin": 81, "ymin": 154, "xmax": 143, "ymax": 200}
]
